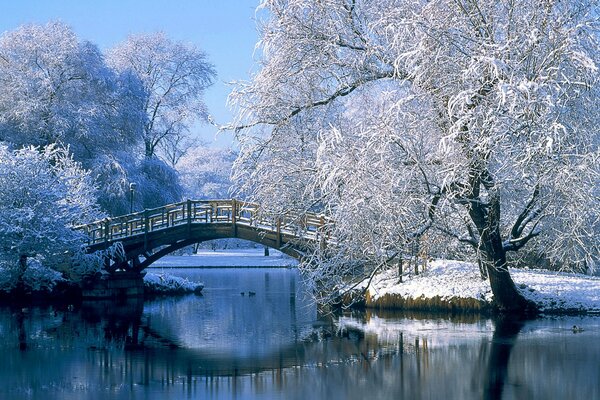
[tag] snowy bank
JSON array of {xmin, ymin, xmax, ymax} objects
[
  {"xmin": 362, "ymin": 260, "xmax": 600, "ymax": 314},
  {"xmin": 144, "ymin": 272, "xmax": 203, "ymax": 296},
  {"xmin": 150, "ymin": 249, "xmax": 298, "ymax": 268}
]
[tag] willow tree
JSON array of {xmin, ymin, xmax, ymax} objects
[{"xmin": 231, "ymin": 0, "xmax": 600, "ymax": 312}]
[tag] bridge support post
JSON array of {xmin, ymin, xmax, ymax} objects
[
  {"xmin": 82, "ymin": 270, "xmax": 146, "ymax": 299},
  {"xmin": 231, "ymin": 199, "xmax": 238, "ymax": 237},
  {"xmin": 144, "ymin": 210, "xmax": 149, "ymax": 251},
  {"xmin": 276, "ymin": 217, "xmax": 281, "ymax": 249},
  {"xmin": 104, "ymin": 218, "xmax": 110, "ymax": 243},
  {"xmin": 187, "ymin": 199, "xmax": 192, "ymax": 236},
  {"xmin": 319, "ymin": 216, "xmax": 326, "ymax": 250}
]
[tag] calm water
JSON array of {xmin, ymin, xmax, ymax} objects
[{"xmin": 1, "ymin": 267, "xmax": 599, "ymax": 400}]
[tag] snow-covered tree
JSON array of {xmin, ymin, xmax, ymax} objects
[
  {"xmin": 0, "ymin": 23, "xmax": 197, "ymax": 217},
  {"xmin": 0, "ymin": 22, "xmax": 151, "ymax": 217},
  {"xmin": 178, "ymin": 146, "xmax": 236, "ymax": 199},
  {"xmin": 0, "ymin": 143, "xmax": 102, "ymax": 292},
  {"xmin": 232, "ymin": 0, "xmax": 600, "ymax": 311},
  {"xmin": 137, "ymin": 157, "xmax": 183, "ymax": 209},
  {"xmin": 0, "ymin": 22, "xmax": 143, "ymax": 162},
  {"xmin": 107, "ymin": 32, "xmax": 217, "ymax": 160}
]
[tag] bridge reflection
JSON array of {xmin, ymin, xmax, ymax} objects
[{"xmin": 79, "ymin": 297, "xmax": 322, "ymax": 378}]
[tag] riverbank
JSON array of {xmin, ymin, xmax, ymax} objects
[
  {"xmin": 2, "ymin": 251, "xmax": 598, "ymax": 315},
  {"xmin": 0, "ymin": 271, "xmax": 204, "ymax": 304},
  {"xmin": 0, "ymin": 249, "xmax": 293, "ymax": 303},
  {"xmin": 360, "ymin": 260, "xmax": 600, "ymax": 315}
]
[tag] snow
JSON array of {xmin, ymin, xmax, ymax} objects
[
  {"xmin": 0, "ymin": 260, "xmax": 65, "ymax": 293},
  {"xmin": 365, "ymin": 260, "xmax": 600, "ymax": 314},
  {"xmin": 144, "ymin": 272, "xmax": 203, "ymax": 294},
  {"xmin": 366, "ymin": 260, "xmax": 494, "ymax": 303},
  {"xmin": 149, "ymin": 248, "xmax": 298, "ymax": 268},
  {"xmin": 512, "ymin": 268, "xmax": 600, "ymax": 313}
]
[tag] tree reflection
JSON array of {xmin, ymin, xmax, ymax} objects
[
  {"xmin": 2, "ymin": 299, "xmax": 600, "ymax": 399},
  {"xmin": 80, "ymin": 297, "xmax": 144, "ymax": 348},
  {"xmin": 16, "ymin": 310, "xmax": 27, "ymax": 351},
  {"xmin": 484, "ymin": 316, "xmax": 525, "ymax": 400}
]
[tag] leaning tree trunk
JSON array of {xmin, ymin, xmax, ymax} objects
[
  {"xmin": 480, "ymin": 235, "xmax": 531, "ymax": 312},
  {"xmin": 468, "ymin": 182, "xmax": 537, "ymax": 313}
]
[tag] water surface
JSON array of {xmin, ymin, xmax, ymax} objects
[{"xmin": 0, "ymin": 267, "xmax": 599, "ymax": 399}]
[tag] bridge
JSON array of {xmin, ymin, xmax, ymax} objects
[{"xmin": 79, "ymin": 199, "xmax": 329, "ymax": 274}]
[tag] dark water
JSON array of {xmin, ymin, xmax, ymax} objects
[{"xmin": 1, "ymin": 268, "xmax": 599, "ymax": 400}]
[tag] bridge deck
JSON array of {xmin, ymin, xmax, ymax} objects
[{"xmin": 78, "ymin": 199, "xmax": 329, "ymax": 256}]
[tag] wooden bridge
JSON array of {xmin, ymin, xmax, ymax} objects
[{"xmin": 79, "ymin": 199, "xmax": 329, "ymax": 274}]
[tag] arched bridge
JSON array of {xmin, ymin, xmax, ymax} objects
[{"xmin": 79, "ymin": 199, "xmax": 329, "ymax": 273}]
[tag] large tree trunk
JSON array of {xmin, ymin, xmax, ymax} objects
[
  {"xmin": 468, "ymin": 180, "xmax": 537, "ymax": 313},
  {"xmin": 480, "ymin": 239, "xmax": 532, "ymax": 312},
  {"xmin": 144, "ymin": 139, "xmax": 154, "ymax": 158}
]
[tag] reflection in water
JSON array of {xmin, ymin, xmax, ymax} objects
[
  {"xmin": 80, "ymin": 297, "xmax": 145, "ymax": 349},
  {"xmin": 484, "ymin": 317, "xmax": 524, "ymax": 400},
  {"xmin": 16, "ymin": 309, "xmax": 27, "ymax": 351},
  {"xmin": 0, "ymin": 268, "xmax": 599, "ymax": 399}
]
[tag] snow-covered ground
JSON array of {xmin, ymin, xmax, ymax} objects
[
  {"xmin": 365, "ymin": 260, "xmax": 600, "ymax": 314},
  {"xmin": 149, "ymin": 248, "xmax": 298, "ymax": 268},
  {"xmin": 512, "ymin": 268, "xmax": 600, "ymax": 313}
]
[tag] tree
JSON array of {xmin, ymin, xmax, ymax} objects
[
  {"xmin": 0, "ymin": 21, "xmax": 143, "ymax": 162},
  {"xmin": 107, "ymin": 32, "xmax": 217, "ymax": 160},
  {"xmin": 137, "ymin": 157, "xmax": 184, "ymax": 209},
  {"xmin": 0, "ymin": 22, "xmax": 149, "ymax": 217},
  {"xmin": 177, "ymin": 146, "xmax": 236, "ymax": 199},
  {"xmin": 0, "ymin": 143, "xmax": 102, "ymax": 292},
  {"xmin": 231, "ymin": 0, "xmax": 600, "ymax": 311}
]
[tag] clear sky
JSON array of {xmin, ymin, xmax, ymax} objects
[{"xmin": 0, "ymin": 0, "xmax": 261, "ymax": 148}]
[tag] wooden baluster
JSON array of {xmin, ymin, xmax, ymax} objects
[{"xmin": 231, "ymin": 199, "xmax": 237, "ymax": 223}]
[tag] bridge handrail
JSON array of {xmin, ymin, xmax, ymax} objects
[{"xmin": 77, "ymin": 199, "xmax": 331, "ymax": 246}]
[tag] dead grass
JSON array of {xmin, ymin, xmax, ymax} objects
[{"xmin": 365, "ymin": 290, "xmax": 490, "ymax": 313}]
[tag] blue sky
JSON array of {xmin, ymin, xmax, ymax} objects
[{"xmin": 0, "ymin": 0, "xmax": 261, "ymax": 148}]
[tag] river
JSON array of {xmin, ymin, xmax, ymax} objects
[{"xmin": 0, "ymin": 267, "xmax": 599, "ymax": 399}]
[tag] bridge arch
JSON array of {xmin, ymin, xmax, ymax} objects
[
  {"xmin": 79, "ymin": 200, "xmax": 326, "ymax": 273},
  {"xmin": 126, "ymin": 232, "xmax": 301, "ymax": 271}
]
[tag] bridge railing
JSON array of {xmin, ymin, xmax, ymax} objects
[{"xmin": 78, "ymin": 199, "xmax": 331, "ymax": 246}]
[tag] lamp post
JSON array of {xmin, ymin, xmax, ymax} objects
[{"xmin": 129, "ymin": 182, "xmax": 137, "ymax": 214}]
